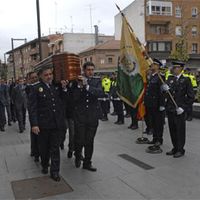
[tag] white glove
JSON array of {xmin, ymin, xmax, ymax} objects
[
  {"xmin": 82, "ymin": 77, "xmax": 88, "ymax": 86},
  {"xmin": 161, "ymin": 84, "xmax": 170, "ymax": 92},
  {"xmin": 159, "ymin": 106, "xmax": 165, "ymax": 111},
  {"xmin": 176, "ymin": 107, "xmax": 184, "ymax": 115}
]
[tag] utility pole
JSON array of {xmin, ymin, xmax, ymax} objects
[{"xmin": 36, "ymin": 0, "xmax": 42, "ymax": 61}]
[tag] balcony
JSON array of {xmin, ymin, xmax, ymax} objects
[{"xmin": 146, "ymin": 15, "xmax": 173, "ymax": 24}]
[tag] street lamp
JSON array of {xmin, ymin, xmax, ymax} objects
[
  {"xmin": 36, "ymin": 0, "xmax": 42, "ymax": 61},
  {"xmin": 11, "ymin": 38, "xmax": 27, "ymax": 81}
]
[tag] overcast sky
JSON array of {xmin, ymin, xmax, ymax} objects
[{"xmin": 0, "ymin": 0, "xmax": 134, "ymax": 61}]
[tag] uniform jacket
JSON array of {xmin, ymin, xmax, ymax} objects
[
  {"xmin": 29, "ymin": 81, "xmax": 66, "ymax": 130},
  {"xmin": 144, "ymin": 73, "xmax": 165, "ymax": 109},
  {"xmin": 71, "ymin": 77, "xmax": 104, "ymax": 124},
  {"xmin": 166, "ymin": 75, "xmax": 194, "ymax": 112}
]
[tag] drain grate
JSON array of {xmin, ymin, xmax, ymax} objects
[
  {"xmin": 11, "ymin": 176, "xmax": 73, "ymax": 199},
  {"xmin": 118, "ymin": 154, "xmax": 154, "ymax": 170}
]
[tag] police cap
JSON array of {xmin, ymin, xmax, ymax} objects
[
  {"xmin": 152, "ymin": 58, "xmax": 163, "ymax": 68},
  {"xmin": 172, "ymin": 61, "xmax": 185, "ymax": 68}
]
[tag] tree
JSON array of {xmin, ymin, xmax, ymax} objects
[{"xmin": 169, "ymin": 27, "xmax": 189, "ymax": 62}]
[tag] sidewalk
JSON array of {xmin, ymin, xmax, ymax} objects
[{"xmin": 0, "ymin": 115, "xmax": 200, "ymax": 200}]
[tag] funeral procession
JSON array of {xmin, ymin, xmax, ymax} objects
[{"xmin": 1, "ymin": 0, "xmax": 200, "ymax": 199}]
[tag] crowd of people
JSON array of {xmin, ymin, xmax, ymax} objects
[{"xmin": 0, "ymin": 59, "xmax": 198, "ymax": 182}]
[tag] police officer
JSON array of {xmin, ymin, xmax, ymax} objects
[
  {"xmin": 110, "ymin": 73, "xmax": 124, "ymax": 124},
  {"xmin": 163, "ymin": 61, "xmax": 194, "ymax": 158},
  {"xmin": 29, "ymin": 67, "xmax": 66, "ymax": 181},
  {"xmin": 69, "ymin": 61, "xmax": 104, "ymax": 171},
  {"xmin": 144, "ymin": 59, "xmax": 165, "ymax": 148},
  {"xmin": 99, "ymin": 75, "xmax": 111, "ymax": 121},
  {"xmin": 183, "ymin": 68, "xmax": 197, "ymax": 121},
  {"xmin": 26, "ymin": 72, "xmax": 40, "ymax": 161}
]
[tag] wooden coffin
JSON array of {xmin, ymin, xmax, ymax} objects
[{"xmin": 34, "ymin": 52, "xmax": 81, "ymax": 82}]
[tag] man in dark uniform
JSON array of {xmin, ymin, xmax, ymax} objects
[
  {"xmin": 29, "ymin": 67, "xmax": 66, "ymax": 181},
  {"xmin": 144, "ymin": 59, "xmax": 165, "ymax": 152},
  {"xmin": 163, "ymin": 61, "xmax": 194, "ymax": 158},
  {"xmin": 66, "ymin": 61, "xmax": 104, "ymax": 171},
  {"xmin": 26, "ymin": 72, "xmax": 40, "ymax": 161}
]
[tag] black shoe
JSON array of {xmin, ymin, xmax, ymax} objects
[
  {"xmin": 67, "ymin": 151, "xmax": 73, "ymax": 158},
  {"xmin": 124, "ymin": 114, "xmax": 130, "ymax": 118},
  {"xmin": 19, "ymin": 129, "xmax": 23, "ymax": 133},
  {"xmin": 8, "ymin": 122, "xmax": 12, "ymax": 126},
  {"xmin": 173, "ymin": 151, "xmax": 184, "ymax": 158},
  {"xmin": 115, "ymin": 121, "xmax": 124, "ymax": 125},
  {"xmin": 34, "ymin": 157, "xmax": 39, "ymax": 162},
  {"xmin": 83, "ymin": 164, "xmax": 97, "ymax": 172},
  {"xmin": 166, "ymin": 149, "xmax": 176, "ymax": 156},
  {"xmin": 101, "ymin": 118, "xmax": 108, "ymax": 121},
  {"xmin": 0, "ymin": 128, "xmax": 5, "ymax": 132},
  {"xmin": 128, "ymin": 124, "xmax": 133, "ymax": 129},
  {"xmin": 41, "ymin": 168, "xmax": 48, "ymax": 174},
  {"xmin": 60, "ymin": 144, "xmax": 64, "ymax": 150},
  {"xmin": 75, "ymin": 159, "xmax": 81, "ymax": 168},
  {"xmin": 186, "ymin": 116, "xmax": 193, "ymax": 121},
  {"xmin": 50, "ymin": 173, "xmax": 61, "ymax": 182}
]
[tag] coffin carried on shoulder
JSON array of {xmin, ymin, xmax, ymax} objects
[{"xmin": 34, "ymin": 52, "xmax": 81, "ymax": 82}]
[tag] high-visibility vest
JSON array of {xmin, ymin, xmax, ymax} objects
[
  {"xmin": 165, "ymin": 70, "xmax": 172, "ymax": 80},
  {"xmin": 189, "ymin": 74, "xmax": 197, "ymax": 88},
  {"xmin": 102, "ymin": 78, "xmax": 111, "ymax": 92}
]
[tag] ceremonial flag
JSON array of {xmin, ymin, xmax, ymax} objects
[{"xmin": 116, "ymin": 9, "xmax": 152, "ymax": 109}]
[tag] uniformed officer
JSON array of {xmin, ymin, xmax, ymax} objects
[
  {"xmin": 183, "ymin": 68, "xmax": 197, "ymax": 121},
  {"xmin": 99, "ymin": 75, "xmax": 111, "ymax": 121},
  {"xmin": 144, "ymin": 58, "xmax": 165, "ymax": 148},
  {"xmin": 110, "ymin": 73, "xmax": 124, "ymax": 124},
  {"xmin": 69, "ymin": 61, "xmax": 104, "ymax": 171},
  {"xmin": 163, "ymin": 61, "xmax": 195, "ymax": 158},
  {"xmin": 29, "ymin": 67, "xmax": 66, "ymax": 181},
  {"xmin": 26, "ymin": 72, "xmax": 40, "ymax": 162}
]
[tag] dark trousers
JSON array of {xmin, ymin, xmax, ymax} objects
[
  {"xmin": 167, "ymin": 112, "xmax": 186, "ymax": 153},
  {"xmin": 147, "ymin": 107, "xmax": 164, "ymax": 143},
  {"xmin": 74, "ymin": 121, "xmax": 98, "ymax": 166},
  {"xmin": 30, "ymin": 131, "xmax": 39, "ymax": 157},
  {"xmin": 144, "ymin": 108, "xmax": 153, "ymax": 132},
  {"xmin": 66, "ymin": 118, "xmax": 75, "ymax": 152},
  {"xmin": 10, "ymin": 103, "xmax": 17, "ymax": 122},
  {"xmin": 100, "ymin": 100, "xmax": 110, "ymax": 119},
  {"xmin": 130, "ymin": 106, "xmax": 138, "ymax": 126},
  {"xmin": 38, "ymin": 129, "xmax": 61, "ymax": 173},
  {"xmin": 15, "ymin": 105, "xmax": 26, "ymax": 131},
  {"xmin": 0, "ymin": 104, "xmax": 6, "ymax": 128},
  {"xmin": 114, "ymin": 100, "xmax": 124, "ymax": 122},
  {"xmin": 5, "ymin": 104, "xmax": 12, "ymax": 124}
]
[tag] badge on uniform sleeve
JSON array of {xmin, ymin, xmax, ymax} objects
[{"xmin": 39, "ymin": 87, "xmax": 43, "ymax": 92}]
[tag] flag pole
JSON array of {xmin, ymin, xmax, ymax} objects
[{"xmin": 116, "ymin": 4, "xmax": 179, "ymax": 109}]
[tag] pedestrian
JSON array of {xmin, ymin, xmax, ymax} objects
[
  {"xmin": 11, "ymin": 77, "xmax": 27, "ymax": 133},
  {"xmin": 29, "ymin": 67, "xmax": 66, "ymax": 181},
  {"xmin": 163, "ymin": 61, "xmax": 195, "ymax": 158}
]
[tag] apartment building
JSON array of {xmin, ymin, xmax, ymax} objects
[
  {"xmin": 115, "ymin": 0, "xmax": 200, "ymax": 68},
  {"xmin": 79, "ymin": 40, "xmax": 120, "ymax": 73},
  {"xmin": 6, "ymin": 37, "xmax": 49, "ymax": 80}
]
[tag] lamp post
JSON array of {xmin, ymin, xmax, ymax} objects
[
  {"xmin": 36, "ymin": 0, "xmax": 42, "ymax": 61},
  {"xmin": 11, "ymin": 38, "xmax": 27, "ymax": 81}
]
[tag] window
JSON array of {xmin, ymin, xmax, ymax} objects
[
  {"xmin": 192, "ymin": 43, "xmax": 198, "ymax": 54},
  {"xmin": 192, "ymin": 26, "xmax": 197, "ymax": 36},
  {"xmin": 150, "ymin": 24, "xmax": 169, "ymax": 34},
  {"xmin": 90, "ymin": 57, "xmax": 92, "ymax": 62},
  {"xmin": 148, "ymin": 42, "xmax": 172, "ymax": 52},
  {"xmin": 175, "ymin": 6, "xmax": 182, "ymax": 18},
  {"xmin": 108, "ymin": 57, "xmax": 113, "ymax": 64},
  {"xmin": 176, "ymin": 26, "xmax": 182, "ymax": 36},
  {"xmin": 192, "ymin": 7, "xmax": 198, "ymax": 18},
  {"xmin": 151, "ymin": 5, "xmax": 171, "ymax": 15},
  {"xmin": 100, "ymin": 59, "xmax": 105, "ymax": 64}
]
